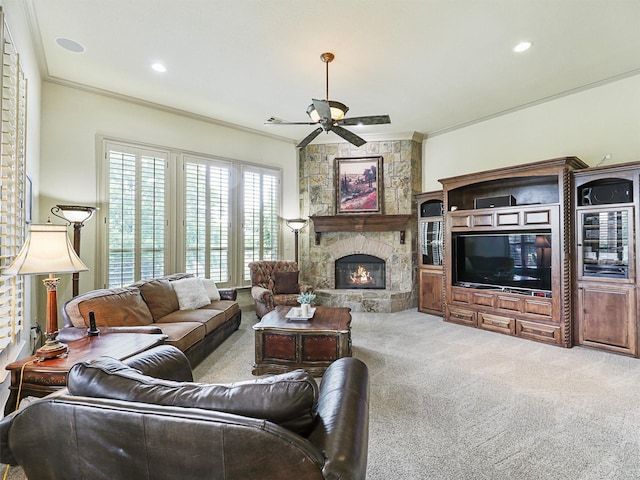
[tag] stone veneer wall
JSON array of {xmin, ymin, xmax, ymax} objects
[{"xmin": 298, "ymin": 136, "xmax": 423, "ymax": 312}]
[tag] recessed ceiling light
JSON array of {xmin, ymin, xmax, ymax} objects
[
  {"xmin": 152, "ymin": 63, "xmax": 167, "ymax": 73},
  {"xmin": 55, "ymin": 37, "xmax": 85, "ymax": 53},
  {"xmin": 513, "ymin": 41, "xmax": 532, "ymax": 53}
]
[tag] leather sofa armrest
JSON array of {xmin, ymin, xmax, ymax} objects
[
  {"xmin": 309, "ymin": 357, "xmax": 370, "ymax": 480},
  {"xmin": 123, "ymin": 345, "xmax": 194, "ymax": 382},
  {"xmin": 57, "ymin": 326, "xmax": 165, "ymax": 343},
  {"xmin": 218, "ymin": 288, "xmax": 237, "ymax": 301}
]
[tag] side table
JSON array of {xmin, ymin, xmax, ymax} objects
[{"xmin": 4, "ymin": 332, "xmax": 166, "ymax": 416}]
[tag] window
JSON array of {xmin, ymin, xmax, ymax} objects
[
  {"xmin": 0, "ymin": 14, "xmax": 26, "ymax": 355},
  {"xmin": 183, "ymin": 156, "xmax": 230, "ymax": 282},
  {"xmin": 101, "ymin": 141, "xmax": 281, "ymax": 288},
  {"xmin": 242, "ymin": 166, "xmax": 280, "ymax": 281},
  {"xmin": 105, "ymin": 143, "xmax": 168, "ymax": 288}
]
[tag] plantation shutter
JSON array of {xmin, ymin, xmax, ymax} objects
[
  {"xmin": 106, "ymin": 143, "xmax": 167, "ymax": 288},
  {"xmin": 242, "ymin": 166, "xmax": 280, "ymax": 282},
  {"xmin": 184, "ymin": 156, "xmax": 230, "ymax": 282},
  {"xmin": 0, "ymin": 12, "xmax": 27, "ymax": 354}
]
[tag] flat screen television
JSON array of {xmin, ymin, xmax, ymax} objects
[{"xmin": 453, "ymin": 232, "xmax": 552, "ymax": 294}]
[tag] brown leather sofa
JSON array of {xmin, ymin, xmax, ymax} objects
[
  {"xmin": 61, "ymin": 273, "xmax": 241, "ymax": 366},
  {"xmin": 0, "ymin": 345, "xmax": 370, "ymax": 480}
]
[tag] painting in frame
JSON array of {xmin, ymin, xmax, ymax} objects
[{"xmin": 335, "ymin": 156, "xmax": 383, "ymax": 214}]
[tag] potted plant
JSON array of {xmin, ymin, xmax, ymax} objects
[{"xmin": 297, "ymin": 292, "xmax": 316, "ymax": 317}]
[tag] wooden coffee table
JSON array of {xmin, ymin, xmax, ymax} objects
[
  {"xmin": 4, "ymin": 333, "xmax": 166, "ymax": 415},
  {"xmin": 252, "ymin": 306, "xmax": 352, "ymax": 376}
]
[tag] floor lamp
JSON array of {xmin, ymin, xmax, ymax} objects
[
  {"xmin": 50, "ymin": 205, "xmax": 98, "ymax": 297},
  {"xmin": 5, "ymin": 222, "xmax": 88, "ymax": 359},
  {"xmin": 286, "ymin": 218, "xmax": 308, "ymax": 264}
]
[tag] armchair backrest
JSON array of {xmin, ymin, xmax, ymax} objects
[{"xmin": 249, "ymin": 261, "xmax": 299, "ymax": 290}]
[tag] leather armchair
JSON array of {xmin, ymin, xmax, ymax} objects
[
  {"xmin": 249, "ymin": 260, "xmax": 314, "ymax": 318},
  {"xmin": 0, "ymin": 346, "xmax": 369, "ymax": 480}
]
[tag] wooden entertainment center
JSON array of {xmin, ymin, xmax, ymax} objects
[{"xmin": 438, "ymin": 157, "xmax": 588, "ymax": 348}]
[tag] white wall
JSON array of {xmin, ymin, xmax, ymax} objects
[
  {"xmin": 423, "ymin": 74, "xmax": 640, "ymax": 190},
  {"xmin": 40, "ymin": 82, "xmax": 298, "ymax": 296}
]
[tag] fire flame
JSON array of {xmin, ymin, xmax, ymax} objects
[{"xmin": 349, "ymin": 265, "xmax": 375, "ymax": 285}]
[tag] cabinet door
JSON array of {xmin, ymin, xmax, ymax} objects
[
  {"xmin": 418, "ymin": 218, "xmax": 443, "ymax": 267},
  {"xmin": 577, "ymin": 206, "xmax": 634, "ymax": 282},
  {"xmin": 577, "ymin": 285, "xmax": 636, "ymax": 356},
  {"xmin": 419, "ymin": 270, "xmax": 443, "ymax": 315}
]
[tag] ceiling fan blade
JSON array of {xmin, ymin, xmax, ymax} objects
[
  {"xmin": 265, "ymin": 117, "xmax": 317, "ymax": 125},
  {"xmin": 338, "ymin": 115, "xmax": 391, "ymax": 126},
  {"xmin": 312, "ymin": 98, "xmax": 332, "ymax": 121},
  {"xmin": 331, "ymin": 125, "xmax": 367, "ymax": 147},
  {"xmin": 297, "ymin": 127, "xmax": 323, "ymax": 148}
]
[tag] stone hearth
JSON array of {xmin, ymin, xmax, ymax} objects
[{"xmin": 297, "ymin": 137, "xmax": 423, "ymax": 313}]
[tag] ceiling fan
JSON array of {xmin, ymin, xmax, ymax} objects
[{"xmin": 266, "ymin": 52, "xmax": 391, "ymax": 148}]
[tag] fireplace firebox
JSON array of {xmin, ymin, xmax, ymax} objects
[{"xmin": 335, "ymin": 254, "xmax": 385, "ymax": 290}]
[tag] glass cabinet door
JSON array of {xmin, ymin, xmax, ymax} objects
[
  {"xmin": 419, "ymin": 219, "xmax": 443, "ymax": 267},
  {"xmin": 580, "ymin": 208, "xmax": 632, "ymax": 279}
]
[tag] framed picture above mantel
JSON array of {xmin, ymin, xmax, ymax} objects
[{"xmin": 335, "ymin": 156, "xmax": 383, "ymax": 214}]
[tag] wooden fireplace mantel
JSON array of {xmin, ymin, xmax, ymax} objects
[{"xmin": 310, "ymin": 214, "xmax": 412, "ymax": 244}]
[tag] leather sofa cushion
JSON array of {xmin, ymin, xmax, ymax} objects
[
  {"xmin": 138, "ymin": 279, "xmax": 180, "ymax": 321},
  {"xmin": 155, "ymin": 322, "xmax": 206, "ymax": 352},
  {"xmin": 68, "ymin": 357, "xmax": 319, "ymax": 435},
  {"xmin": 73, "ymin": 288, "xmax": 154, "ymax": 327},
  {"xmin": 157, "ymin": 308, "xmax": 226, "ymax": 335}
]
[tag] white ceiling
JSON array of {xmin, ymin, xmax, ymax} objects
[{"xmin": 26, "ymin": 0, "xmax": 640, "ymax": 146}]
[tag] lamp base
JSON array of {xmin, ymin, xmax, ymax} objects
[{"xmin": 35, "ymin": 339, "xmax": 69, "ymax": 360}]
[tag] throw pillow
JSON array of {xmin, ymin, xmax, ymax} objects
[
  {"xmin": 273, "ymin": 271, "xmax": 299, "ymax": 294},
  {"xmin": 171, "ymin": 277, "xmax": 210, "ymax": 310},
  {"xmin": 200, "ymin": 278, "xmax": 221, "ymax": 301},
  {"xmin": 138, "ymin": 279, "xmax": 180, "ymax": 320},
  {"xmin": 68, "ymin": 357, "xmax": 319, "ymax": 435}
]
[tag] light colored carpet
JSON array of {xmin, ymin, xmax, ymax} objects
[{"xmin": 5, "ymin": 309, "xmax": 640, "ymax": 479}]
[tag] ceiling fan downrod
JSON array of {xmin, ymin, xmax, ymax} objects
[{"xmin": 320, "ymin": 52, "xmax": 334, "ymax": 101}]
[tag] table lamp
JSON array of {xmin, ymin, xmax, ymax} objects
[{"xmin": 4, "ymin": 221, "xmax": 88, "ymax": 359}]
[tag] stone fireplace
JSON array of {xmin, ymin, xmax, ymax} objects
[{"xmin": 297, "ymin": 135, "xmax": 423, "ymax": 313}]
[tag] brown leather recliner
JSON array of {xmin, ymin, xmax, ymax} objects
[{"xmin": 0, "ymin": 345, "xmax": 369, "ymax": 480}]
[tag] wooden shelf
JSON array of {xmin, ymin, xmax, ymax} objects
[{"xmin": 310, "ymin": 214, "xmax": 412, "ymax": 244}]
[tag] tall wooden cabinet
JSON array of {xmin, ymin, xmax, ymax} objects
[
  {"xmin": 574, "ymin": 163, "xmax": 640, "ymax": 357},
  {"xmin": 416, "ymin": 191, "xmax": 444, "ymax": 315},
  {"xmin": 439, "ymin": 157, "xmax": 587, "ymax": 347}
]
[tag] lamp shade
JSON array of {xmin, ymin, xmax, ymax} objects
[
  {"xmin": 4, "ymin": 223, "xmax": 88, "ymax": 276},
  {"xmin": 286, "ymin": 218, "xmax": 308, "ymax": 231},
  {"xmin": 51, "ymin": 205, "xmax": 98, "ymax": 225}
]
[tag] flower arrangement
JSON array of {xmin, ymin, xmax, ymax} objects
[{"xmin": 297, "ymin": 292, "xmax": 316, "ymax": 305}]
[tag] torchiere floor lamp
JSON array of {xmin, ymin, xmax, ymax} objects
[
  {"xmin": 50, "ymin": 205, "xmax": 98, "ymax": 297},
  {"xmin": 286, "ymin": 218, "xmax": 308, "ymax": 264}
]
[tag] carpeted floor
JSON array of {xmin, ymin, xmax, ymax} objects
[{"xmin": 5, "ymin": 309, "xmax": 640, "ymax": 479}]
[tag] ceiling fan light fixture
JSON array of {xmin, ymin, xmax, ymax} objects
[{"xmin": 306, "ymin": 100, "xmax": 349, "ymax": 122}]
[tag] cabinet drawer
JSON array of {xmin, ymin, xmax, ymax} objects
[
  {"xmin": 447, "ymin": 306, "xmax": 476, "ymax": 326},
  {"xmin": 524, "ymin": 298, "xmax": 553, "ymax": 318},
  {"xmin": 472, "ymin": 292, "xmax": 494, "ymax": 307},
  {"xmin": 497, "ymin": 295, "xmax": 522, "ymax": 312},
  {"xmin": 478, "ymin": 313, "xmax": 515, "ymax": 335},
  {"xmin": 516, "ymin": 320, "xmax": 562, "ymax": 345},
  {"xmin": 451, "ymin": 288, "xmax": 471, "ymax": 304}
]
